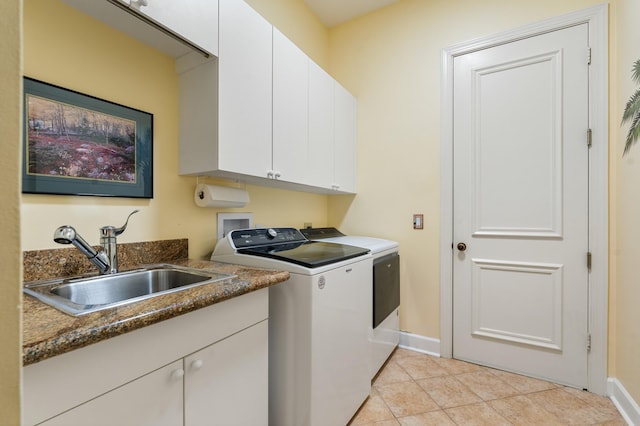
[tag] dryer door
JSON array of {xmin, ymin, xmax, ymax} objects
[{"xmin": 373, "ymin": 253, "xmax": 400, "ymax": 328}]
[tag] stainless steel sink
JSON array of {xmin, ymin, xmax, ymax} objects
[{"xmin": 23, "ymin": 264, "xmax": 236, "ymax": 316}]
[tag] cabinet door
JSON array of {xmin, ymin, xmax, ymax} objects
[
  {"xmin": 130, "ymin": 0, "xmax": 218, "ymax": 56},
  {"xmin": 308, "ymin": 61, "xmax": 335, "ymax": 189},
  {"xmin": 185, "ymin": 320, "xmax": 268, "ymax": 426},
  {"xmin": 333, "ymin": 82, "xmax": 358, "ymax": 193},
  {"xmin": 218, "ymin": 0, "xmax": 273, "ymax": 178},
  {"xmin": 40, "ymin": 360, "xmax": 184, "ymax": 426},
  {"xmin": 273, "ymin": 29, "xmax": 309, "ymax": 184}
]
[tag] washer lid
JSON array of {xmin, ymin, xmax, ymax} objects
[
  {"xmin": 230, "ymin": 228, "xmax": 370, "ymax": 268},
  {"xmin": 301, "ymin": 227, "xmax": 399, "ymax": 254}
]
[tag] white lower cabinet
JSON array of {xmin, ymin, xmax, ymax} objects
[
  {"xmin": 185, "ymin": 320, "xmax": 268, "ymax": 425},
  {"xmin": 39, "ymin": 360, "xmax": 184, "ymax": 426},
  {"xmin": 24, "ymin": 288, "xmax": 269, "ymax": 426}
]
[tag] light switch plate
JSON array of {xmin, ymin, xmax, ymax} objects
[{"xmin": 413, "ymin": 214, "xmax": 424, "ymax": 230}]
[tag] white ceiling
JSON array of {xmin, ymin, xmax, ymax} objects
[{"xmin": 303, "ymin": 0, "xmax": 401, "ymax": 27}]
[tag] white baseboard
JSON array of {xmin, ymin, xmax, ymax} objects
[
  {"xmin": 608, "ymin": 377, "xmax": 640, "ymax": 425},
  {"xmin": 398, "ymin": 331, "xmax": 440, "ymax": 357}
]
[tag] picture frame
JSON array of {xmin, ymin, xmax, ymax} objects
[{"xmin": 22, "ymin": 77, "xmax": 153, "ymax": 198}]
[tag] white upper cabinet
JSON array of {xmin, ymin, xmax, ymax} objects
[
  {"xmin": 273, "ymin": 30, "xmax": 358, "ymax": 192},
  {"xmin": 60, "ymin": 0, "xmax": 218, "ymax": 58},
  {"xmin": 217, "ymin": 0, "xmax": 273, "ymax": 178},
  {"xmin": 307, "ymin": 61, "xmax": 335, "ymax": 190},
  {"xmin": 174, "ymin": 0, "xmax": 357, "ymax": 194},
  {"xmin": 129, "ymin": 0, "xmax": 218, "ymax": 56},
  {"xmin": 273, "ymin": 29, "xmax": 310, "ymax": 185},
  {"xmin": 178, "ymin": 0, "xmax": 273, "ymax": 179},
  {"xmin": 308, "ymin": 62, "xmax": 358, "ymax": 193},
  {"xmin": 334, "ymin": 82, "xmax": 358, "ymax": 193}
]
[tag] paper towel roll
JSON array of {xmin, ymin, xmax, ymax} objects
[{"xmin": 194, "ymin": 184, "xmax": 249, "ymax": 208}]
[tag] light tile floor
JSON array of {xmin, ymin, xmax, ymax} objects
[{"xmin": 349, "ymin": 348, "xmax": 626, "ymax": 425}]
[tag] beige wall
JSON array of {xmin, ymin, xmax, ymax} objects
[
  {"xmin": 612, "ymin": 0, "xmax": 640, "ymax": 403},
  {"xmin": 0, "ymin": 0, "xmax": 22, "ymax": 422},
  {"xmin": 245, "ymin": 0, "xmax": 329, "ymax": 68},
  {"xmin": 22, "ymin": 0, "xmax": 330, "ymax": 260}
]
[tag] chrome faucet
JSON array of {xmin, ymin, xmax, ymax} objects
[{"xmin": 53, "ymin": 210, "xmax": 139, "ymax": 274}]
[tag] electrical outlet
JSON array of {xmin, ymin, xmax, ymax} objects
[{"xmin": 304, "ymin": 222, "xmax": 313, "ymax": 229}]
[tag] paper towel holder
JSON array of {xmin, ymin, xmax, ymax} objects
[{"xmin": 194, "ymin": 184, "xmax": 249, "ymax": 208}]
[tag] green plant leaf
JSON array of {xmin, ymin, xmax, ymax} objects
[
  {"xmin": 632, "ymin": 59, "xmax": 640, "ymax": 84},
  {"xmin": 622, "ymin": 59, "xmax": 640, "ymax": 155},
  {"xmin": 622, "ymin": 89, "xmax": 640, "ymax": 124},
  {"xmin": 624, "ymin": 111, "xmax": 640, "ymax": 155}
]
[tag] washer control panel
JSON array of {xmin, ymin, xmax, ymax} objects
[{"xmin": 230, "ymin": 228, "xmax": 306, "ymax": 249}]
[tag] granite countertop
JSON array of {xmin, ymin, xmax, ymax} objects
[{"xmin": 23, "ymin": 255, "xmax": 289, "ymax": 366}]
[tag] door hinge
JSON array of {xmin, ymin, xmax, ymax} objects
[
  {"xmin": 587, "ymin": 333, "xmax": 592, "ymax": 352},
  {"xmin": 587, "ymin": 47, "xmax": 592, "ymax": 65},
  {"xmin": 587, "ymin": 128, "xmax": 592, "ymax": 148},
  {"xmin": 587, "ymin": 251, "xmax": 592, "ymax": 270}
]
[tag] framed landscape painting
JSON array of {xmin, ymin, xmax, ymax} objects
[{"xmin": 22, "ymin": 77, "xmax": 153, "ymax": 198}]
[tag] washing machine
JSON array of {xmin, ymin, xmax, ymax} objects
[
  {"xmin": 300, "ymin": 227, "xmax": 400, "ymax": 378},
  {"xmin": 212, "ymin": 227, "xmax": 372, "ymax": 426}
]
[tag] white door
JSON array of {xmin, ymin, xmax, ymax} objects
[{"xmin": 452, "ymin": 23, "xmax": 589, "ymax": 388}]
